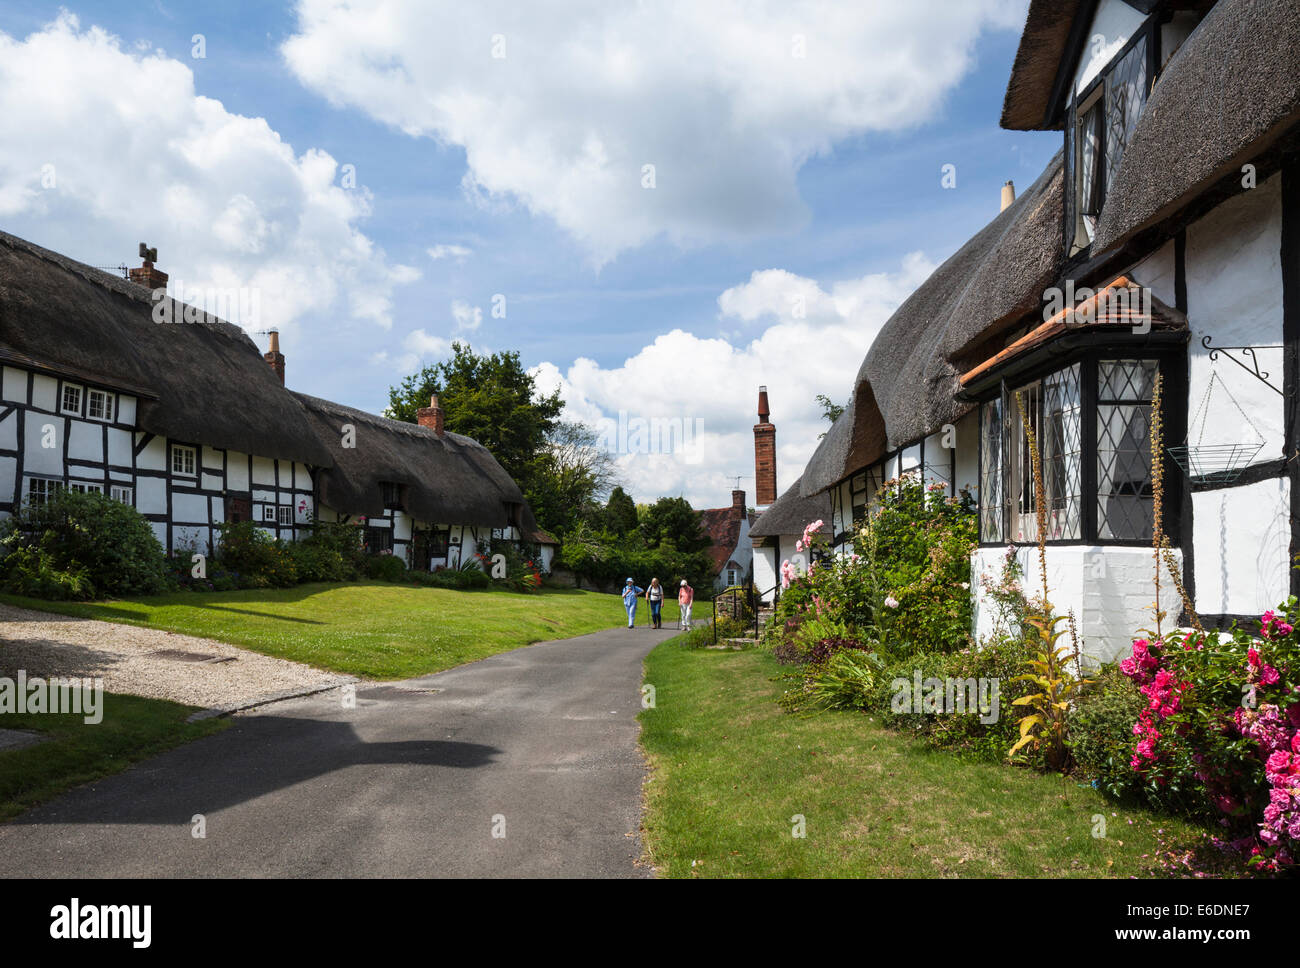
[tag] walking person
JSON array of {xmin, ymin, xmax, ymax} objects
[
  {"xmin": 622, "ymin": 578, "xmax": 643, "ymax": 629},
  {"xmin": 678, "ymin": 579, "xmax": 694, "ymax": 631},
  {"xmin": 646, "ymin": 578, "xmax": 664, "ymax": 629}
]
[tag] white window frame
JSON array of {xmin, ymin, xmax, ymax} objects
[
  {"xmin": 26, "ymin": 477, "xmax": 61, "ymax": 506},
  {"xmin": 68, "ymin": 481, "xmax": 105, "ymax": 495},
  {"xmin": 277, "ymin": 505, "xmax": 292, "ymax": 526},
  {"xmin": 60, "ymin": 383, "xmax": 83, "ymax": 416},
  {"xmin": 171, "ymin": 444, "xmax": 197, "ymax": 477},
  {"xmin": 87, "ymin": 389, "xmax": 114, "ymax": 422},
  {"xmin": 110, "ymin": 485, "xmax": 134, "ymax": 506}
]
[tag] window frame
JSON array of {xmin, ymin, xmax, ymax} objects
[
  {"xmin": 67, "ymin": 481, "xmax": 105, "ymax": 495},
  {"xmin": 110, "ymin": 485, "xmax": 134, "ymax": 506},
  {"xmin": 26, "ymin": 477, "xmax": 61, "ymax": 506},
  {"xmin": 974, "ymin": 344, "xmax": 1185, "ymax": 549},
  {"xmin": 60, "ymin": 383, "xmax": 83, "ymax": 416},
  {"xmin": 86, "ymin": 389, "xmax": 114, "ymax": 422},
  {"xmin": 277, "ymin": 505, "xmax": 292, "ymax": 527},
  {"xmin": 170, "ymin": 444, "xmax": 197, "ymax": 477},
  {"xmin": 1064, "ymin": 20, "xmax": 1158, "ymax": 258}
]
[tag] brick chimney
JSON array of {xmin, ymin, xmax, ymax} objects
[
  {"xmin": 128, "ymin": 243, "xmax": 168, "ymax": 291},
  {"xmin": 753, "ymin": 385, "xmax": 776, "ymax": 506},
  {"xmin": 417, "ymin": 393, "xmax": 445, "ymax": 437},
  {"xmin": 732, "ymin": 488, "xmax": 746, "ymax": 520},
  {"xmin": 263, "ymin": 329, "xmax": 285, "ymax": 384}
]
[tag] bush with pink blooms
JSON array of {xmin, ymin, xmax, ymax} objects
[{"xmin": 1118, "ymin": 598, "xmax": 1300, "ymax": 873}]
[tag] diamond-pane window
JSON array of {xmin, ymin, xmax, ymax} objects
[
  {"xmin": 1042, "ymin": 364, "xmax": 1082, "ymax": 540},
  {"xmin": 1105, "ymin": 37, "xmax": 1148, "ymax": 189},
  {"xmin": 1096, "ymin": 360, "xmax": 1158, "ymax": 541},
  {"xmin": 979, "ymin": 398, "xmax": 1004, "ymax": 543}
]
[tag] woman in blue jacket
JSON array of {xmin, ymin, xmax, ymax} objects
[{"xmin": 622, "ymin": 578, "xmax": 643, "ymax": 629}]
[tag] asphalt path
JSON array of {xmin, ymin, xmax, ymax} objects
[{"xmin": 0, "ymin": 621, "xmax": 685, "ymax": 878}]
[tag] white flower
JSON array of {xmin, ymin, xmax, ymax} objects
[{"xmin": 884, "ymin": 595, "xmax": 899, "ymax": 608}]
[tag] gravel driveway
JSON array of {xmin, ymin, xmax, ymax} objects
[{"xmin": 0, "ymin": 604, "xmax": 349, "ymax": 712}]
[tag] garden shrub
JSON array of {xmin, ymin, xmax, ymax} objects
[
  {"xmin": 1116, "ymin": 602, "xmax": 1300, "ymax": 872},
  {"xmin": 0, "ymin": 546, "xmax": 94, "ymax": 600},
  {"xmin": 0, "ymin": 489, "xmax": 171, "ymax": 599},
  {"xmin": 1068, "ymin": 663, "xmax": 1149, "ymax": 800},
  {"xmin": 215, "ymin": 521, "xmax": 297, "ymax": 588},
  {"xmin": 364, "ymin": 552, "xmax": 407, "ymax": 582}
]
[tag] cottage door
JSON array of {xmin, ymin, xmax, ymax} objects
[{"xmin": 411, "ymin": 530, "xmax": 430, "ymax": 571}]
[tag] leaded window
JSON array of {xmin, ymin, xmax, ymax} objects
[
  {"xmin": 978, "ymin": 358, "xmax": 1163, "ymax": 545},
  {"xmin": 1096, "ymin": 360, "xmax": 1157, "ymax": 541}
]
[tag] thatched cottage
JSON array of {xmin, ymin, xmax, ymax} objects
[
  {"xmin": 0, "ymin": 229, "xmax": 555, "ymax": 571},
  {"xmin": 799, "ymin": 0, "xmax": 1300, "ymax": 662}
]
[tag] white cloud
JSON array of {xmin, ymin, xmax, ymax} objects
[
  {"xmin": 428, "ymin": 243, "xmax": 473, "ymax": 261},
  {"xmin": 531, "ymin": 253, "xmax": 936, "ymax": 506},
  {"xmin": 0, "ymin": 13, "xmax": 417, "ymax": 336},
  {"xmin": 283, "ymin": 0, "xmax": 1027, "ymax": 264},
  {"xmin": 451, "ymin": 299, "xmax": 483, "ymax": 332}
]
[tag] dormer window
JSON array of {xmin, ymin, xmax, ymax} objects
[
  {"xmin": 1065, "ymin": 29, "xmax": 1151, "ymax": 256},
  {"xmin": 380, "ymin": 481, "xmax": 402, "ymax": 510}
]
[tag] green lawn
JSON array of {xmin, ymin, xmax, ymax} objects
[
  {"xmin": 638, "ymin": 640, "xmax": 1210, "ymax": 878},
  {"xmin": 0, "ymin": 692, "xmax": 227, "ymax": 822},
  {"xmin": 0, "ymin": 584, "xmax": 690, "ymax": 680}
]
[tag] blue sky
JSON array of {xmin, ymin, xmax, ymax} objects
[{"xmin": 0, "ymin": 1, "xmax": 1061, "ymax": 505}]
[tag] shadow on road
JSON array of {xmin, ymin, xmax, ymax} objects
[{"xmin": 6, "ymin": 713, "xmax": 501, "ymax": 826}]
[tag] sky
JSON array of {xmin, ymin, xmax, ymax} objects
[{"xmin": 0, "ymin": 0, "xmax": 1062, "ymax": 508}]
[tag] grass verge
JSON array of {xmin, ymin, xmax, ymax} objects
[
  {"xmin": 638, "ymin": 638, "xmax": 1210, "ymax": 878},
  {"xmin": 0, "ymin": 584, "xmax": 690, "ymax": 679},
  {"xmin": 0, "ymin": 692, "xmax": 227, "ymax": 823}
]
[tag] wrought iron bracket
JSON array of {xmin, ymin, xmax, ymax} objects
[{"xmin": 1202, "ymin": 335, "xmax": 1283, "ymax": 396}]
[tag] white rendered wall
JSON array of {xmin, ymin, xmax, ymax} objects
[
  {"xmin": 1184, "ymin": 174, "xmax": 1285, "ymax": 464},
  {"xmin": 753, "ymin": 544, "xmax": 778, "ymax": 603},
  {"xmin": 972, "ymin": 544, "xmax": 1181, "ymax": 666},
  {"xmin": 1193, "ymin": 477, "xmax": 1291, "ymax": 617}
]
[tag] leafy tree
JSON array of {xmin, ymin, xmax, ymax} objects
[
  {"xmin": 387, "ymin": 341, "xmax": 563, "ymax": 508},
  {"xmin": 604, "ymin": 486, "xmax": 639, "ymax": 537},
  {"xmin": 638, "ymin": 496, "xmax": 710, "ymax": 554},
  {"xmin": 816, "ymin": 394, "xmax": 845, "ymax": 438},
  {"xmin": 528, "ymin": 421, "xmax": 620, "ymax": 536}
]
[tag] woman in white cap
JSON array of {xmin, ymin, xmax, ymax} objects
[
  {"xmin": 622, "ymin": 577, "xmax": 643, "ymax": 629},
  {"xmin": 678, "ymin": 579, "xmax": 694, "ymax": 630},
  {"xmin": 646, "ymin": 577, "xmax": 664, "ymax": 628}
]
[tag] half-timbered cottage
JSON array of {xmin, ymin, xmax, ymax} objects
[
  {"xmin": 799, "ymin": 0, "xmax": 1300, "ymax": 662},
  {"xmin": 0, "ymin": 229, "xmax": 554, "ymax": 571}
]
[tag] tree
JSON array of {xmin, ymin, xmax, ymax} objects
[
  {"xmin": 816, "ymin": 394, "xmax": 845, "ymax": 438},
  {"xmin": 387, "ymin": 341, "xmax": 563, "ymax": 504},
  {"xmin": 528, "ymin": 421, "xmax": 620, "ymax": 537},
  {"xmin": 604, "ymin": 486, "xmax": 638, "ymax": 537},
  {"xmin": 638, "ymin": 496, "xmax": 711, "ymax": 554}
]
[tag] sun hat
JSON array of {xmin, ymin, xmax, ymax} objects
[
  {"xmin": 680, "ymin": 579, "xmax": 687, "ymax": 585},
  {"xmin": 626, "ymin": 577, "xmax": 634, "ymax": 583}
]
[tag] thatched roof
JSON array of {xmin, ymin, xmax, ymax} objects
[
  {"xmin": 801, "ymin": 153, "xmax": 1065, "ymax": 496},
  {"xmin": 0, "ymin": 230, "xmax": 333, "ymax": 467},
  {"xmin": 294, "ymin": 393, "xmax": 525, "ymax": 526},
  {"xmin": 750, "ymin": 475, "xmax": 832, "ymax": 539},
  {"xmin": 1092, "ymin": 0, "xmax": 1300, "ymax": 253},
  {"xmin": 1000, "ymin": 0, "xmax": 1086, "ymax": 131}
]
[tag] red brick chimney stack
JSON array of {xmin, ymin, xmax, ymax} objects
[
  {"xmin": 417, "ymin": 394, "xmax": 445, "ymax": 437},
  {"xmin": 753, "ymin": 385, "xmax": 776, "ymax": 506},
  {"xmin": 264, "ymin": 329, "xmax": 285, "ymax": 385},
  {"xmin": 731, "ymin": 488, "xmax": 746, "ymax": 520},
  {"xmin": 128, "ymin": 243, "xmax": 168, "ymax": 291}
]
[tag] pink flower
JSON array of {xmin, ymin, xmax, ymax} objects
[{"xmin": 884, "ymin": 595, "xmax": 899, "ymax": 609}]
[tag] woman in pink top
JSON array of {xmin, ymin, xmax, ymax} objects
[{"xmin": 677, "ymin": 580, "xmax": 694, "ymax": 631}]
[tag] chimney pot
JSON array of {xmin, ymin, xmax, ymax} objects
[
  {"xmin": 1000, "ymin": 180, "xmax": 1016, "ymax": 212},
  {"xmin": 127, "ymin": 247, "xmax": 169, "ymax": 292},
  {"xmin": 418, "ymin": 393, "xmax": 445, "ymax": 437},
  {"xmin": 753, "ymin": 385, "xmax": 777, "ymax": 506},
  {"xmin": 263, "ymin": 329, "xmax": 285, "ymax": 385},
  {"xmin": 732, "ymin": 489, "xmax": 745, "ymax": 520}
]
